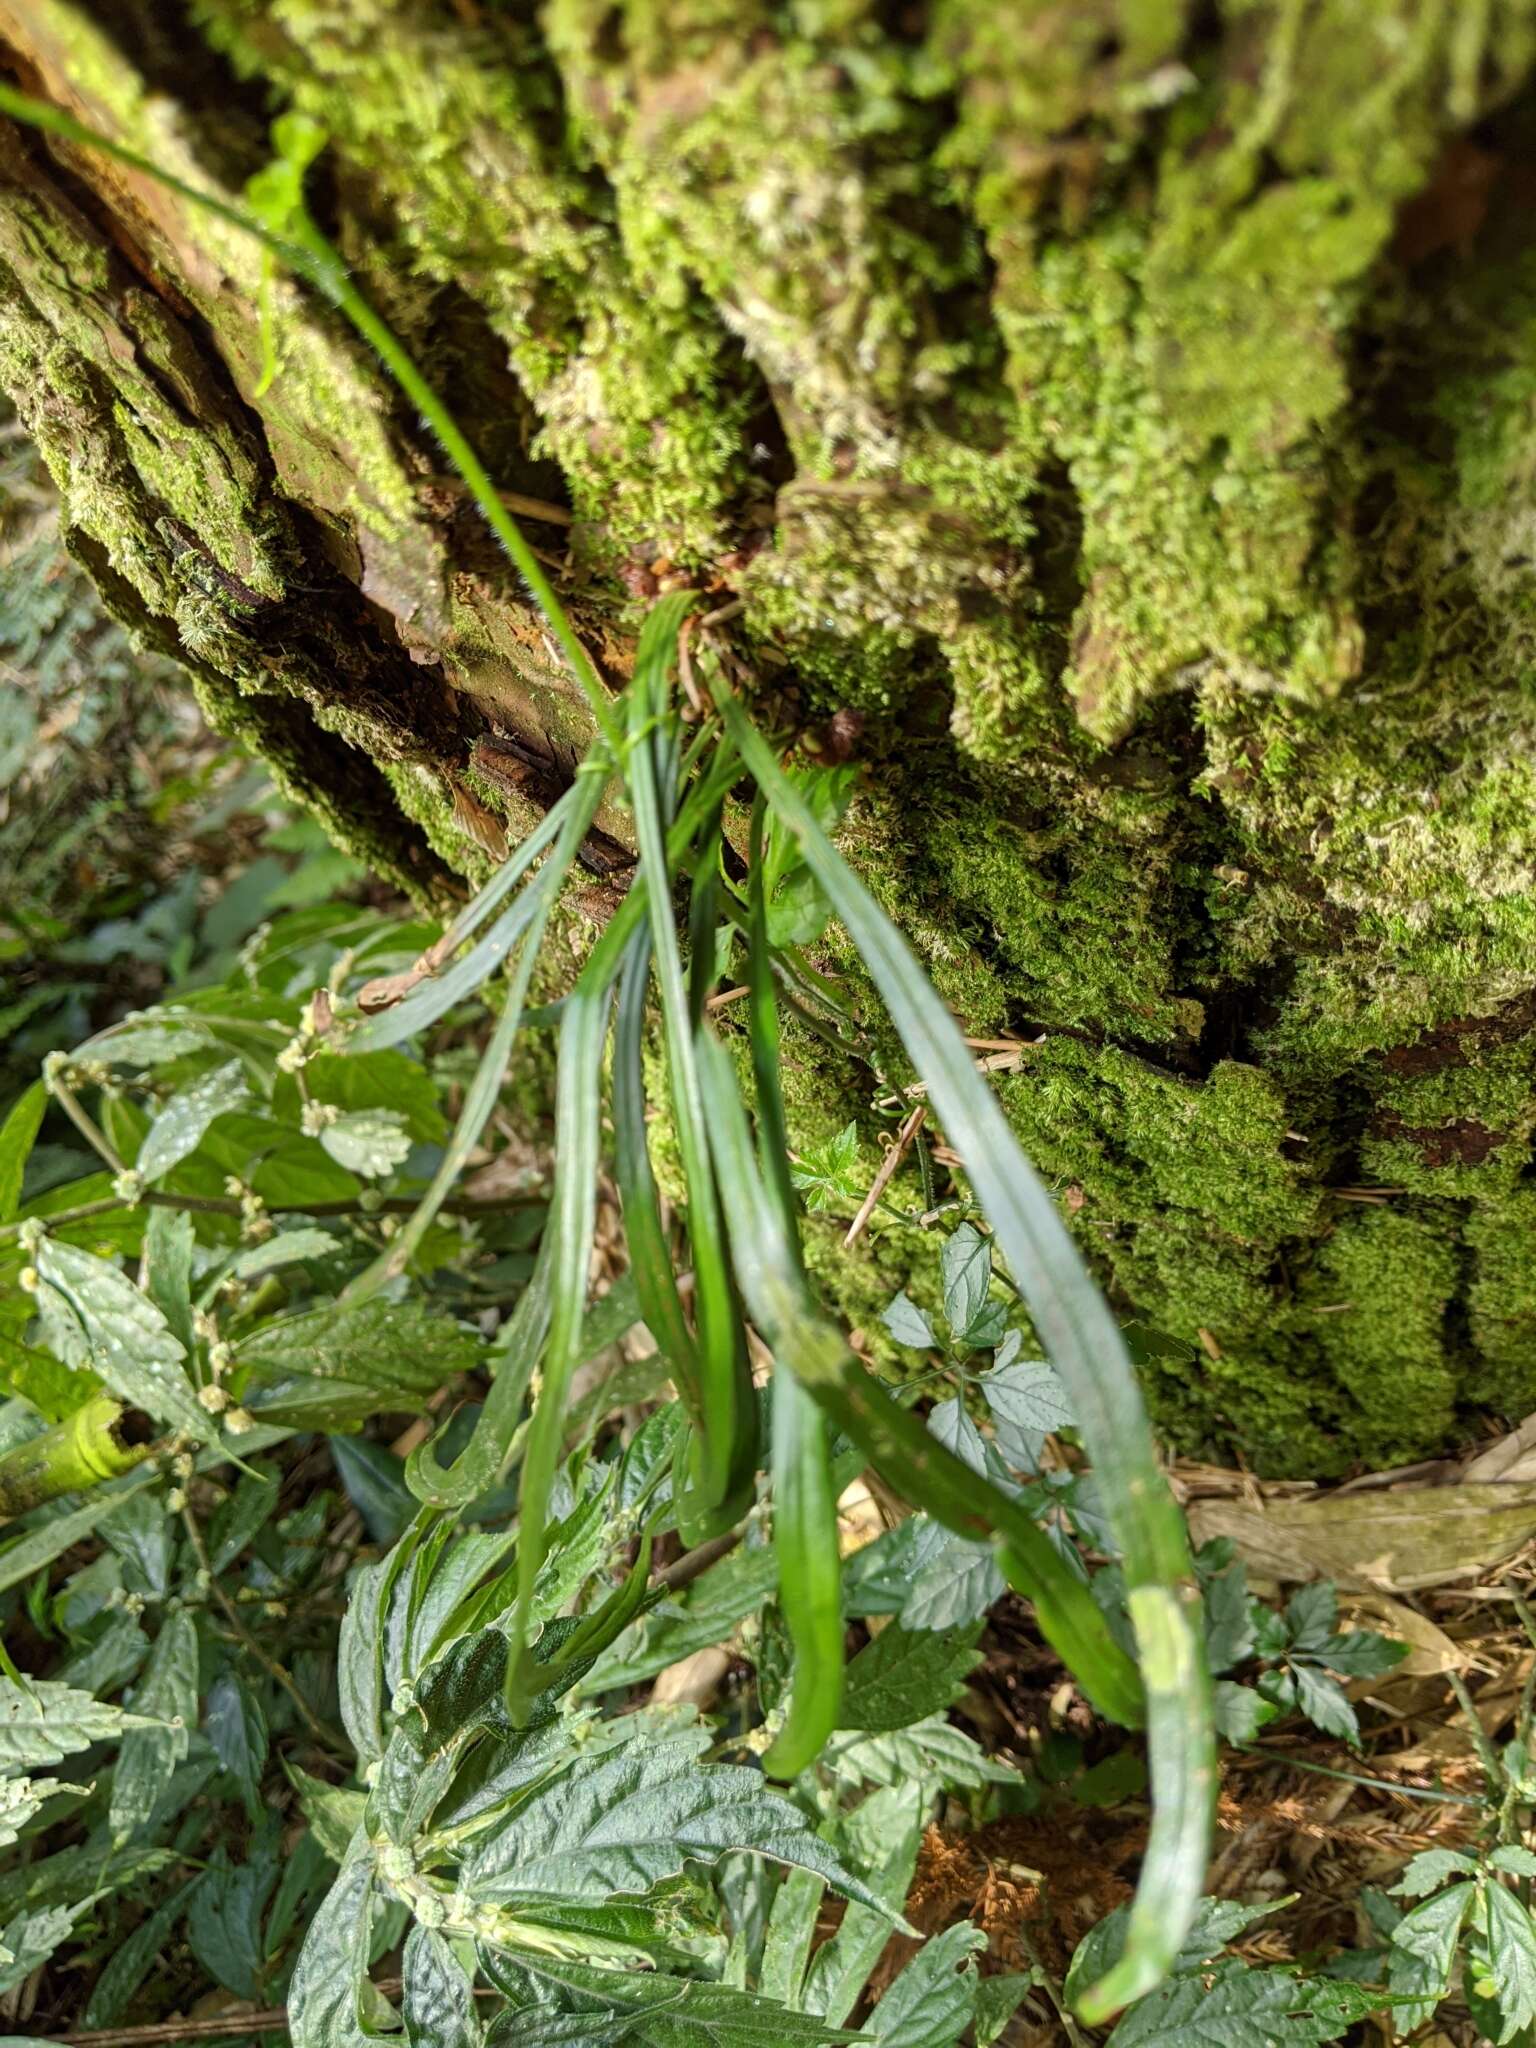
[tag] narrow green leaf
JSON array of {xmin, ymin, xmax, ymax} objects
[
  {"xmin": 625, "ymin": 597, "xmax": 755, "ymax": 1531},
  {"xmin": 759, "ymin": 1867, "xmax": 824, "ymax": 2011},
  {"xmin": 709, "ymin": 684, "xmax": 1212, "ymax": 2016},
  {"xmin": 345, "ymin": 773, "xmax": 601, "ymax": 1305},
  {"xmin": 502, "ymin": 977, "xmax": 612, "ymax": 1719},
  {"xmin": 143, "ymin": 1205, "xmax": 195, "ymax": 1362},
  {"xmin": 0, "ymin": 1083, "xmax": 45, "ymax": 1224},
  {"xmin": 764, "ymin": 1366, "xmax": 843, "ymax": 1777}
]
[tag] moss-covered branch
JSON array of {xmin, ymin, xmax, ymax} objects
[{"xmin": 2, "ymin": 0, "xmax": 1535, "ymax": 1472}]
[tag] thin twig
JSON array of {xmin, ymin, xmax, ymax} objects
[
  {"xmin": 0, "ymin": 1186, "xmax": 542, "ymax": 1244},
  {"xmin": 1445, "ymin": 1667, "xmax": 1505, "ymax": 1791},
  {"xmin": 180, "ymin": 1506, "xmax": 346, "ymax": 1753},
  {"xmin": 46, "ymin": 1072, "xmax": 126, "ymax": 1175},
  {"xmin": 844, "ymin": 1103, "xmax": 925, "ymax": 1249},
  {"xmin": 659, "ymin": 1526, "xmax": 743, "ymax": 1591},
  {"xmin": 42, "ymin": 2012, "xmax": 291, "ymax": 2045},
  {"xmin": 1235, "ymin": 1743, "xmax": 1483, "ymax": 1805}
]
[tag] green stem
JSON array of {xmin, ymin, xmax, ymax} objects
[
  {"xmin": 0, "ymin": 1396, "xmax": 158, "ymax": 1520},
  {"xmin": 44, "ymin": 1069, "xmax": 125, "ymax": 1175},
  {"xmin": 0, "ymin": 1187, "xmax": 544, "ymax": 1245}
]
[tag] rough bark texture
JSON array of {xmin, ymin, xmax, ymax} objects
[{"xmin": 3, "ymin": 0, "xmax": 1536, "ymax": 1475}]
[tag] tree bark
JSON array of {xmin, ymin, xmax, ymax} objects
[{"xmin": 2, "ymin": 0, "xmax": 1535, "ymax": 1475}]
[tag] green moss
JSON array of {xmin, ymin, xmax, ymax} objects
[
  {"xmin": 1300, "ymin": 1206, "xmax": 1462, "ymax": 1466},
  {"xmin": 1467, "ymin": 1189, "xmax": 1536, "ymax": 1415},
  {"xmin": 196, "ymin": 0, "xmax": 754, "ymax": 576},
  {"xmin": 7, "ymin": 0, "xmax": 1536, "ymax": 1477}
]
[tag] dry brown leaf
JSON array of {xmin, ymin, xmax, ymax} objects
[
  {"xmin": 651, "ymin": 1646, "xmax": 731, "ymax": 1709},
  {"xmin": 1189, "ymin": 1482, "xmax": 1536, "ymax": 1592},
  {"xmin": 1340, "ymin": 1593, "xmax": 1466, "ymax": 1674}
]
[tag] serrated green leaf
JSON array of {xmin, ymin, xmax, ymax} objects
[
  {"xmin": 838, "ymin": 1622, "xmax": 981, "ymax": 1732},
  {"xmin": 320, "ymin": 1108, "xmax": 412, "ymax": 1179},
  {"xmin": 209, "ymin": 1226, "xmax": 338, "ymax": 1290},
  {"xmin": 759, "ymin": 1866, "xmax": 823, "ymax": 2009},
  {"xmin": 303, "ymin": 1050, "xmax": 447, "ymax": 1144},
  {"xmin": 463, "ymin": 1728, "xmax": 890, "ymax": 1917},
  {"xmin": 899, "ymin": 1540, "xmax": 1004, "ymax": 1633},
  {"xmin": 1485, "ymin": 1880, "xmax": 1536, "ymax": 2042},
  {"xmin": 288, "ymin": 1835, "xmax": 378, "ymax": 2048},
  {"xmin": 868, "ymin": 1921, "xmax": 985, "ymax": 2048},
  {"xmin": 329, "ymin": 1436, "xmax": 415, "ymax": 1547},
  {"xmin": 1201, "ymin": 1558, "xmax": 1255, "ymax": 1675},
  {"xmin": 881, "ymin": 1293, "xmax": 935, "ymax": 1350},
  {"xmin": 924, "ymin": 1397, "xmax": 990, "ymax": 1478},
  {"xmin": 981, "ymin": 1359, "xmax": 1074, "ymax": 1464},
  {"xmin": 789, "ymin": 1123, "xmax": 862, "ymax": 1215},
  {"xmin": 207, "ymin": 1465, "xmax": 281, "ymax": 1574},
  {"xmin": 187, "ymin": 1845, "xmax": 273, "ymax": 2001},
  {"xmin": 138, "ymin": 1060, "xmax": 249, "ymax": 1181},
  {"xmin": 0, "ymin": 1326, "xmax": 95, "ymax": 1423},
  {"xmin": 0, "ymin": 1083, "xmax": 45, "ymax": 1225},
  {"xmin": 0, "ymin": 1473, "xmax": 160, "ymax": 1596},
  {"xmin": 483, "ymin": 1952, "xmax": 862, "ymax": 2048},
  {"xmin": 92, "ymin": 1024, "xmax": 207, "ymax": 1068},
  {"xmin": 404, "ymin": 1926, "xmax": 481, "ymax": 2048},
  {"xmin": 974, "ymin": 1973, "xmax": 1036, "ymax": 2048},
  {"xmin": 1282, "ymin": 1581, "xmax": 1337, "ymax": 1654},
  {"xmin": 143, "ymin": 1205, "xmax": 195, "ymax": 1361},
  {"xmin": 0, "ymin": 1901, "xmax": 80, "ymax": 1996},
  {"xmin": 0, "ymin": 1677, "xmax": 152, "ymax": 1772},
  {"xmin": 1310, "ymin": 1628, "xmax": 1407, "ymax": 1680},
  {"xmin": 821, "ymin": 1716, "xmax": 1024, "ymax": 1796},
  {"xmin": 102, "ymin": 1488, "xmax": 173, "ymax": 1600},
  {"xmin": 1289, "ymin": 1662, "xmax": 1359, "ymax": 1747},
  {"xmin": 1388, "ymin": 1882, "xmax": 1475, "ymax": 2034},
  {"xmin": 1392, "ymin": 1848, "xmax": 1478, "ymax": 1898},
  {"xmin": 801, "ymin": 1786, "xmax": 925, "ymax": 2024},
  {"xmin": 1067, "ymin": 1896, "xmax": 1287, "ymax": 2010},
  {"xmin": 1210, "ymin": 1680, "xmax": 1277, "ymax": 1743},
  {"xmin": 237, "ymin": 1298, "xmax": 478, "ymax": 1401},
  {"xmin": 939, "ymin": 1225, "xmax": 991, "ymax": 1341},
  {"xmin": 1106, "ymin": 1957, "xmax": 1357, "ymax": 2046},
  {"xmin": 288, "ymin": 1765, "xmax": 367, "ymax": 1865},
  {"xmin": 0, "ymin": 1775, "xmax": 50, "ymax": 1850},
  {"xmin": 34, "ymin": 1238, "xmax": 208, "ymax": 1442},
  {"xmin": 1491, "ymin": 1847, "xmax": 1536, "ymax": 1878}
]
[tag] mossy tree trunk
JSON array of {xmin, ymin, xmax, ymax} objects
[{"xmin": 3, "ymin": 0, "xmax": 1536, "ymax": 1476}]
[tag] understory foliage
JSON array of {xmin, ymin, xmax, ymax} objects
[{"xmin": 0, "ymin": 80, "xmax": 1507, "ymax": 2048}]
